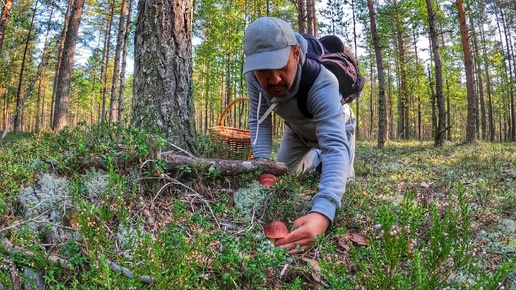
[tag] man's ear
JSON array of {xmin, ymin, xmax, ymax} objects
[{"xmin": 295, "ymin": 45, "xmax": 301, "ymax": 62}]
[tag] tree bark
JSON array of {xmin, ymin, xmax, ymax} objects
[
  {"xmin": 393, "ymin": 0, "xmax": 409, "ymax": 140},
  {"xmin": 161, "ymin": 151, "xmax": 288, "ymax": 176},
  {"xmin": 350, "ymin": 0, "xmax": 360, "ymax": 140},
  {"xmin": 367, "ymin": 0, "xmax": 386, "ymax": 148},
  {"xmin": 118, "ymin": 0, "xmax": 134, "ymax": 123},
  {"xmin": 0, "ymin": 0, "xmax": 13, "ymax": 55},
  {"xmin": 110, "ymin": 0, "xmax": 127, "ymax": 123},
  {"xmin": 469, "ymin": 13, "xmax": 486, "ymax": 140},
  {"xmin": 100, "ymin": 0, "xmax": 115, "ymax": 122},
  {"xmin": 427, "ymin": 0, "xmax": 446, "ymax": 146},
  {"xmin": 35, "ymin": 1, "xmax": 55, "ymax": 132},
  {"xmin": 52, "ymin": 0, "xmax": 85, "ymax": 131},
  {"xmin": 456, "ymin": 0, "xmax": 477, "ymax": 143},
  {"xmin": 50, "ymin": 0, "xmax": 72, "ymax": 128},
  {"xmin": 297, "ymin": 0, "xmax": 305, "ymax": 33},
  {"xmin": 13, "ymin": 3, "xmax": 36, "ymax": 132},
  {"xmin": 132, "ymin": 0, "xmax": 197, "ymax": 153},
  {"xmin": 480, "ymin": 21, "xmax": 495, "ymax": 142}
]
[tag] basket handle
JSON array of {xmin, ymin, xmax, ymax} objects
[{"xmin": 217, "ymin": 97, "xmax": 249, "ymax": 126}]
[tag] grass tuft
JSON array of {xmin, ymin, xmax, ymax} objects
[{"xmin": 0, "ymin": 128, "xmax": 514, "ymax": 289}]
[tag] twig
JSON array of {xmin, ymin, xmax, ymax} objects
[
  {"xmin": 162, "ymin": 141, "xmax": 195, "ymax": 158},
  {"xmin": 107, "ymin": 260, "xmax": 154, "ymax": 284},
  {"xmin": 2, "ymin": 239, "xmax": 154, "ymax": 284},
  {"xmin": 0, "ymin": 210, "xmax": 52, "ymax": 233},
  {"xmin": 158, "ymin": 174, "xmax": 222, "ymax": 230},
  {"xmin": 3, "ymin": 238, "xmax": 73, "ymax": 270}
]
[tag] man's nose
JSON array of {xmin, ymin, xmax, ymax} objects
[{"xmin": 268, "ymin": 70, "xmax": 282, "ymax": 85}]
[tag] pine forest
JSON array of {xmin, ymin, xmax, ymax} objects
[{"xmin": 1, "ymin": 0, "xmax": 516, "ymax": 145}]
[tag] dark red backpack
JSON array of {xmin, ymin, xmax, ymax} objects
[{"xmin": 298, "ymin": 34, "xmax": 365, "ymax": 118}]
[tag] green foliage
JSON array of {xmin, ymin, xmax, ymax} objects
[{"xmin": 1, "ymin": 129, "xmax": 515, "ymax": 288}]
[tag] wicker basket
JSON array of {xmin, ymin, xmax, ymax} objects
[{"xmin": 210, "ymin": 97, "xmax": 251, "ymax": 154}]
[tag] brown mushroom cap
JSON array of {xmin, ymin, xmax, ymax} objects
[
  {"xmin": 263, "ymin": 221, "xmax": 289, "ymax": 239},
  {"xmin": 258, "ymin": 173, "xmax": 277, "ymax": 187}
]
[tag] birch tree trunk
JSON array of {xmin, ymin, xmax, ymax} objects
[{"xmin": 132, "ymin": 0, "xmax": 197, "ymax": 153}]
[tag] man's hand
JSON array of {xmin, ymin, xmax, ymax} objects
[{"xmin": 275, "ymin": 212, "xmax": 330, "ymax": 254}]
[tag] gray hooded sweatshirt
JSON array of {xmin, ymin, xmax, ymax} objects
[{"xmin": 247, "ymin": 33, "xmax": 354, "ymax": 222}]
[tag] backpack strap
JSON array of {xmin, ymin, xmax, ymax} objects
[{"xmin": 297, "ymin": 57, "xmax": 321, "ymax": 118}]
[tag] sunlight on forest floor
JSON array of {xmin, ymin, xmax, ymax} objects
[{"xmin": 0, "ymin": 128, "xmax": 514, "ymax": 289}]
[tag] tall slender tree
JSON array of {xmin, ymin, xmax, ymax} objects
[
  {"xmin": 13, "ymin": 2, "xmax": 36, "ymax": 132},
  {"xmin": 456, "ymin": 0, "xmax": 477, "ymax": 142},
  {"xmin": 50, "ymin": 0, "xmax": 72, "ymax": 127},
  {"xmin": 479, "ymin": 19, "xmax": 495, "ymax": 142},
  {"xmin": 392, "ymin": 0, "xmax": 409, "ymax": 139},
  {"xmin": 52, "ymin": 0, "xmax": 85, "ymax": 130},
  {"xmin": 367, "ymin": 0, "xmax": 387, "ymax": 148},
  {"xmin": 426, "ymin": 0, "xmax": 446, "ymax": 146},
  {"xmin": 109, "ymin": 0, "xmax": 128, "ymax": 123},
  {"xmin": 117, "ymin": 0, "xmax": 133, "ymax": 123},
  {"xmin": 0, "ymin": 0, "xmax": 13, "ymax": 55},
  {"xmin": 100, "ymin": 0, "xmax": 115, "ymax": 122}
]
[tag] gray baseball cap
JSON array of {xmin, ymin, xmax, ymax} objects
[{"xmin": 243, "ymin": 17, "xmax": 298, "ymax": 74}]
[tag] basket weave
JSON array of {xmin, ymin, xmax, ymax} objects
[{"xmin": 210, "ymin": 97, "xmax": 251, "ymax": 153}]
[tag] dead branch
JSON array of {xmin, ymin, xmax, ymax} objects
[
  {"xmin": 2, "ymin": 239, "xmax": 154, "ymax": 284},
  {"xmin": 161, "ymin": 151, "xmax": 288, "ymax": 176}
]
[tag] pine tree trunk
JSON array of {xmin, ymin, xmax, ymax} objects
[
  {"xmin": 469, "ymin": 15, "xmax": 486, "ymax": 141},
  {"xmin": 13, "ymin": 4, "xmax": 37, "ymax": 132},
  {"xmin": 393, "ymin": 0, "xmax": 409, "ymax": 140},
  {"xmin": 297, "ymin": 0, "xmax": 305, "ymax": 33},
  {"xmin": 100, "ymin": 0, "xmax": 114, "ymax": 122},
  {"xmin": 132, "ymin": 0, "xmax": 197, "ymax": 153},
  {"xmin": 52, "ymin": 0, "xmax": 85, "ymax": 131},
  {"xmin": 50, "ymin": 0, "xmax": 72, "ymax": 128},
  {"xmin": 118, "ymin": 0, "xmax": 133, "ymax": 123},
  {"xmin": 350, "ymin": 0, "xmax": 360, "ymax": 140},
  {"xmin": 427, "ymin": 0, "xmax": 446, "ymax": 146},
  {"xmin": 367, "ymin": 0, "xmax": 386, "ymax": 148},
  {"xmin": 456, "ymin": 0, "xmax": 477, "ymax": 143},
  {"xmin": 0, "ymin": 0, "xmax": 13, "ymax": 55},
  {"xmin": 480, "ymin": 24, "xmax": 495, "ymax": 142},
  {"xmin": 109, "ymin": 0, "xmax": 127, "ymax": 123}
]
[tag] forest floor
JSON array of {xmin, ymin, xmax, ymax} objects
[{"xmin": 0, "ymin": 125, "xmax": 515, "ymax": 289}]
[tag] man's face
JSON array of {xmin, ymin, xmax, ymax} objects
[{"xmin": 253, "ymin": 45, "xmax": 300, "ymax": 97}]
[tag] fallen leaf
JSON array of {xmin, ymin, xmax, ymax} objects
[
  {"xmin": 420, "ymin": 181, "xmax": 431, "ymax": 188},
  {"xmin": 337, "ymin": 237, "xmax": 351, "ymax": 251},
  {"xmin": 302, "ymin": 257, "xmax": 321, "ymax": 283},
  {"xmin": 347, "ymin": 233, "xmax": 369, "ymax": 246}
]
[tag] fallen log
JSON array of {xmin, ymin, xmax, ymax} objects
[{"xmin": 160, "ymin": 151, "xmax": 288, "ymax": 176}]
